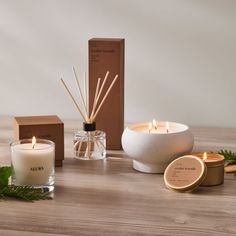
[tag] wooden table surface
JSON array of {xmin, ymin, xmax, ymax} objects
[{"xmin": 1, "ymin": 116, "xmax": 236, "ymax": 236}]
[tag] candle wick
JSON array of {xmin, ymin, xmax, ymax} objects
[
  {"xmin": 32, "ymin": 144, "xmax": 35, "ymax": 149},
  {"xmin": 167, "ymin": 129, "xmax": 169, "ymax": 134}
]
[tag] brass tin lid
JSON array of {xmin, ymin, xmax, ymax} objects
[
  {"xmin": 164, "ymin": 155, "xmax": 207, "ymax": 192},
  {"xmin": 192, "ymin": 152, "xmax": 225, "ymax": 167}
]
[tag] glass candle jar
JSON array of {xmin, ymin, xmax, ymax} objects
[
  {"xmin": 74, "ymin": 122, "xmax": 106, "ymax": 160},
  {"xmin": 11, "ymin": 138, "xmax": 55, "ymax": 192}
]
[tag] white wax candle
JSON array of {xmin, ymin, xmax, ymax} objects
[
  {"xmin": 132, "ymin": 122, "xmax": 187, "ymax": 134},
  {"xmin": 11, "ymin": 143, "xmax": 54, "ymax": 186}
]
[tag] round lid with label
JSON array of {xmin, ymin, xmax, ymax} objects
[{"xmin": 164, "ymin": 155, "xmax": 207, "ymax": 192}]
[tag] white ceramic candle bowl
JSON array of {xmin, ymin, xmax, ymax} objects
[{"xmin": 122, "ymin": 122, "xmax": 194, "ymax": 173}]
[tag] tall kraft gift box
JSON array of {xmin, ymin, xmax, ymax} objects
[{"xmin": 89, "ymin": 38, "xmax": 124, "ymax": 150}]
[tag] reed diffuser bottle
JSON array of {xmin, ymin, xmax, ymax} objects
[
  {"xmin": 74, "ymin": 122, "xmax": 106, "ymax": 160},
  {"xmin": 61, "ymin": 68, "xmax": 118, "ymax": 160}
]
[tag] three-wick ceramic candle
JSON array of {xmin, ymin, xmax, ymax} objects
[
  {"xmin": 11, "ymin": 137, "xmax": 55, "ymax": 192},
  {"xmin": 122, "ymin": 121, "xmax": 194, "ymax": 173},
  {"xmin": 192, "ymin": 152, "xmax": 225, "ymax": 186}
]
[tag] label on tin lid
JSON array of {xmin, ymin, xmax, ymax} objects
[{"xmin": 164, "ymin": 155, "xmax": 207, "ymax": 192}]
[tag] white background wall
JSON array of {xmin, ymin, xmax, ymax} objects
[{"xmin": 0, "ymin": 0, "xmax": 235, "ymax": 127}]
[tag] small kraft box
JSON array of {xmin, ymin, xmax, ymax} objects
[
  {"xmin": 89, "ymin": 38, "xmax": 124, "ymax": 150},
  {"xmin": 14, "ymin": 115, "xmax": 64, "ymax": 167}
]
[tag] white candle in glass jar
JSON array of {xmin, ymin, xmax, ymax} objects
[{"xmin": 11, "ymin": 138, "xmax": 54, "ymax": 186}]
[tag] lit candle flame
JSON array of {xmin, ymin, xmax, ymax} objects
[
  {"xmin": 203, "ymin": 152, "xmax": 207, "ymax": 161},
  {"xmin": 166, "ymin": 122, "xmax": 169, "ymax": 133},
  {"xmin": 32, "ymin": 136, "xmax": 36, "ymax": 149},
  {"xmin": 148, "ymin": 122, "xmax": 152, "ymax": 133},
  {"xmin": 152, "ymin": 119, "xmax": 157, "ymax": 130}
]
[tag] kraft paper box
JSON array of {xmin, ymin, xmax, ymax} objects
[
  {"xmin": 89, "ymin": 38, "xmax": 124, "ymax": 150},
  {"xmin": 14, "ymin": 115, "xmax": 64, "ymax": 167}
]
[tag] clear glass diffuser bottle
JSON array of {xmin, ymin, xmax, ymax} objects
[{"xmin": 73, "ymin": 122, "xmax": 106, "ymax": 160}]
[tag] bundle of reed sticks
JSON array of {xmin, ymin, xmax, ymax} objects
[{"xmin": 61, "ymin": 67, "xmax": 118, "ymax": 124}]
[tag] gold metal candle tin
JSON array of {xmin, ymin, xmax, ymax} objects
[{"xmin": 192, "ymin": 152, "xmax": 225, "ymax": 186}]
